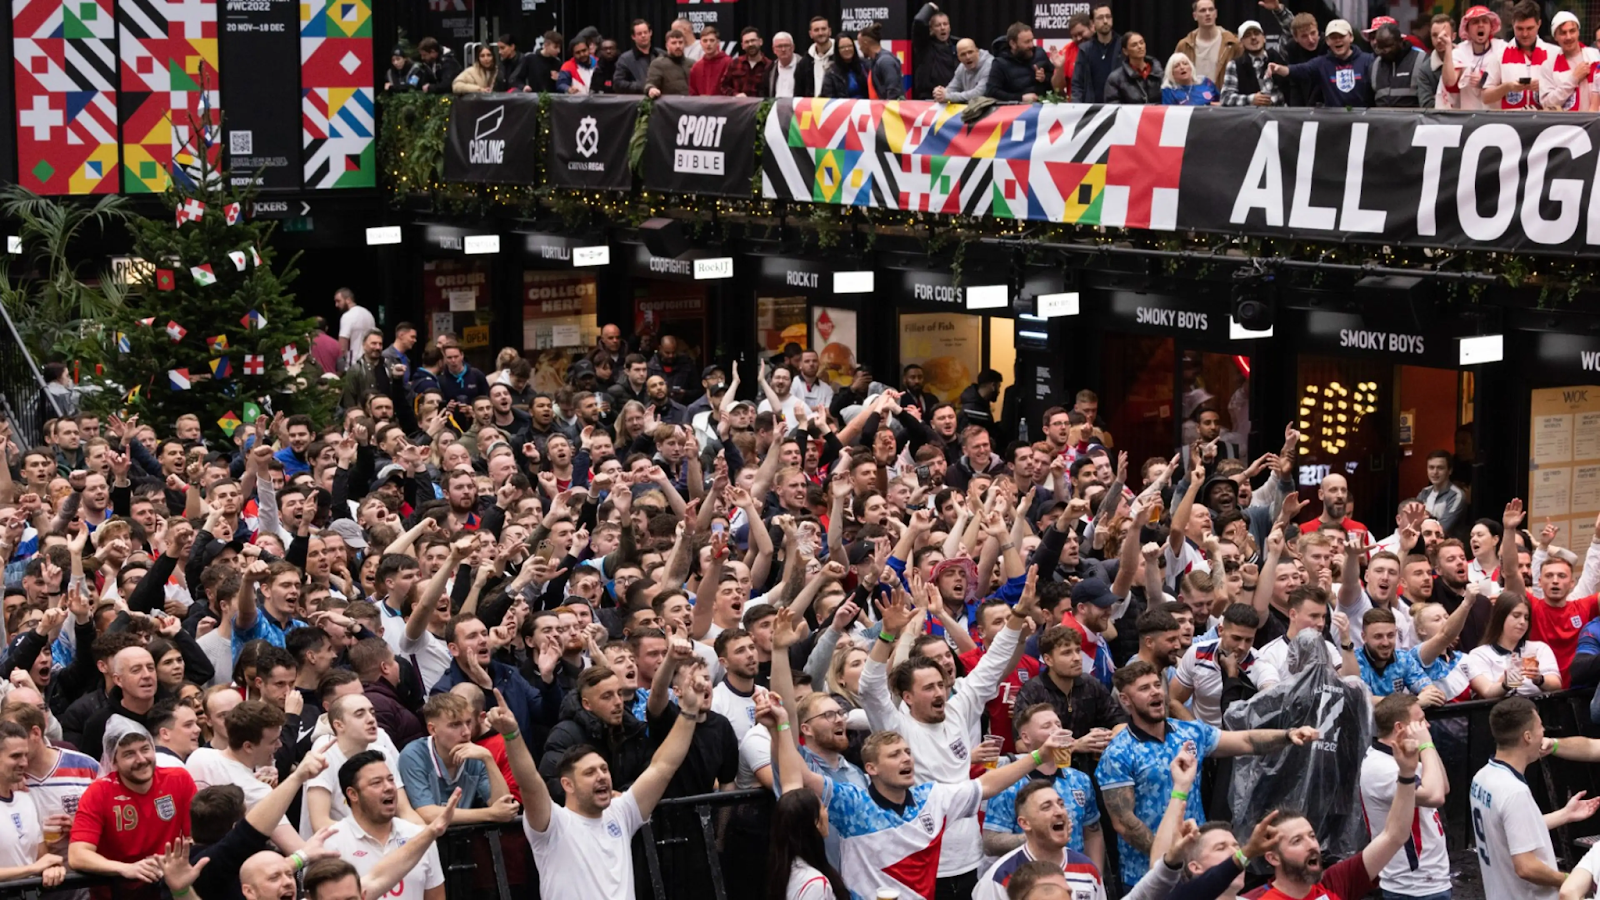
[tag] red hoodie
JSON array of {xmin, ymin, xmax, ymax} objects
[{"xmin": 689, "ymin": 49, "xmax": 731, "ymax": 95}]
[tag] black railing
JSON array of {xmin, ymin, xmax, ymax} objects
[{"xmin": 0, "ymin": 299, "xmax": 60, "ymax": 448}]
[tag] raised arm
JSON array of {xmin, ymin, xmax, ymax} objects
[
  {"xmin": 1251, "ymin": 527, "xmax": 1287, "ymax": 621},
  {"xmin": 486, "ymin": 692, "xmax": 551, "ymax": 832},
  {"xmin": 410, "ymin": 537, "xmax": 469, "ymax": 641},
  {"xmin": 630, "ymin": 671, "xmax": 705, "ymax": 819},
  {"xmin": 1167, "ymin": 457, "xmax": 1206, "ymax": 555},
  {"xmin": 1502, "ymin": 499, "xmax": 1528, "ymax": 596},
  {"xmin": 1416, "ymin": 581, "xmax": 1478, "ymax": 667},
  {"xmin": 1362, "ymin": 733, "xmax": 1421, "ymax": 879}
]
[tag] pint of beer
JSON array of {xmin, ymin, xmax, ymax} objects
[{"xmin": 1052, "ymin": 746, "xmax": 1073, "ymax": 768}]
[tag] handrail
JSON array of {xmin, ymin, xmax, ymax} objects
[{"xmin": 0, "ymin": 297, "xmax": 61, "ymax": 448}]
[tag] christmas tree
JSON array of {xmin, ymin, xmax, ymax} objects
[{"xmin": 84, "ymin": 118, "xmax": 338, "ymax": 439}]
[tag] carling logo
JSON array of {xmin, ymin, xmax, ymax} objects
[{"xmin": 470, "ymin": 106, "xmax": 506, "ymax": 164}]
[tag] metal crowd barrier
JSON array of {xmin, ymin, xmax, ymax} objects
[{"xmin": 1423, "ymin": 686, "xmax": 1600, "ymax": 866}]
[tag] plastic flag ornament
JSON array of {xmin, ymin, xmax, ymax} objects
[
  {"xmin": 240, "ymin": 309, "xmax": 267, "ymax": 330},
  {"xmin": 228, "ymin": 250, "xmax": 247, "ymax": 271},
  {"xmin": 206, "ymin": 335, "xmax": 229, "ymax": 353},
  {"xmin": 155, "ymin": 270, "xmax": 175, "ymax": 291},
  {"xmin": 209, "ymin": 357, "xmax": 231, "ymax": 379},
  {"xmin": 250, "ymin": 246, "xmax": 262, "ymax": 267},
  {"xmin": 224, "ymin": 203, "xmax": 241, "ymax": 225},
  {"xmin": 243, "ymin": 354, "xmax": 264, "ymax": 375},
  {"xmin": 243, "ymin": 401, "xmax": 262, "ymax": 422},
  {"xmin": 116, "ymin": 333, "xmax": 130, "ymax": 354},
  {"xmin": 138, "ymin": 317, "xmax": 156, "ymax": 326},
  {"xmin": 176, "ymin": 198, "xmax": 206, "ymax": 226},
  {"xmin": 124, "ymin": 385, "xmax": 141, "ymax": 404},
  {"xmin": 281, "ymin": 344, "xmax": 299, "ymax": 365},
  {"xmin": 168, "ymin": 369, "xmax": 191, "ymax": 390},
  {"xmin": 165, "ymin": 321, "xmax": 187, "ymax": 342},
  {"xmin": 218, "ymin": 411, "xmax": 242, "ymax": 436},
  {"xmin": 191, "ymin": 264, "xmax": 217, "ymax": 286}
]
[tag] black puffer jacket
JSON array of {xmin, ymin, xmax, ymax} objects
[
  {"xmin": 986, "ymin": 37, "xmax": 1054, "ymax": 101},
  {"xmin": 537, "ymin": 688, "xmax": 652, "ymax": 803},
  {"xmin": 1103, "ymin": 58, "xmax": 1164, "ymax": 104}
]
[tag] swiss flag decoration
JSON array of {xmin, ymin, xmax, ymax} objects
[
  {"xmin": 176, "ymin": 198, "xmax": 206, "ymax": 226},
  {"xmin": 165, "ymin": 320, "xmax": 187, "ymax": 342},
  {"xmin": 281, "ymin": 344, "xmax": 299, "ymax": 365},
  {"xmin": 243, "ymin": 354, "xmax": 264, "ymax": 375}
]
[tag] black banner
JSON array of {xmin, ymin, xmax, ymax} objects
[
  {"xmin": 220, "ymin": 0, "xmax": 300, "ymax": 190},
  {"xmin": 840, "ymin": 3, "xmax": 909, "ymax": 94},
  {"xmin": 1032, "ymin": 1, "xmax": 1091, "ymax": 65},
  {"xmin": 547, "ymin": 95, "xmax": 638, "ymax": 191},
  {"xmin": 643, "ymin": 96, "xmax": 759, "ymax": 197},
  {"xmin": 1104, "ymin": 290, "xmax": 1230, "ymax": 341},
  {"xmin": 1180, "ymin": 109, "xmax": 1600, "ymax": 255},
  {"xmin": 443, "ymin": 94, "xmax": 542, "ymax": 184},
  {"xmin": 677, "ymin": 0, "xmax": 739, "ymax": 56}
]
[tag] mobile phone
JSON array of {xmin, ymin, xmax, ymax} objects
[
  {"xmin": 712, "ymin": 521, "xmax": 725, "ymax": 535},
  {"xmin": 915, "ymin": 464, "xmax": 931, "ymax": 481},
  {"xmin": 1519, "ymin": 76, "xmax": 1531, "ymax": 84}
]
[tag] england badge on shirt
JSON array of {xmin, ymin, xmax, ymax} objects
[
  {"xmin": 1336, "ymin": 67, "xmax": 1355, "ymax": 92},
  {"xmin": 1573, "ymin": 615, "xmax": 1583, "ymax": 628},
  {"xmin": 607, "ymin": 820, "xmax": 624, "ymax": 838},
  {"xmin": 950, "ymin": 738, "xmax": 967, "ymax": 759},
  {"xmin": 918, "ymin": 812, "xmax": 937, "ymax": 836},
  {"xmin": 156, "ymin": 795, "xmax": 176, "ymax": 821},
  {"xmin": 1072, "ymin": 789, "xmax": 1088, "ymax": 807}
]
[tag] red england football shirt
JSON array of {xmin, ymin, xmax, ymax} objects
[{"xmin": 71, "ymin": 766, "xmax": 196, "ymax": 900}]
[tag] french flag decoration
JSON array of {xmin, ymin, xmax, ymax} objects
[{"xmin": 168, "ymin": 369, "xmax": 191, "ymax": 390}]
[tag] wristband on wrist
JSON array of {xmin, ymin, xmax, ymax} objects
[
  {"xmin": 1553, "ymin": 738, "xmax": 1561, "ymax": 755},
  {"xmin": 1233, "ymin": 849, "xmax": 1249, "ymax": 869},
  {"xmin": 1030, "ymin": 749, "xmax": 1043, "ymax": 765},
  {"xmin": 777, "ymin": 723, "xmax": 791, "ymax": 732},
  {"xmin": 1170, "ymin": 789, "xmax": 1189, "ymax": 802},
  {"xmin": 173, "ymin": 888, "xmax": 192, "ymax": 898},
  {"xmin": 878, "ymin": 631, "xmax": 898, "ymax": 644},
  {"xmin": 1417, "ymin": 741, "xmax": 1435, "ymax": 752},
  {"xmin": 502, "ymin": 730, "xmax": 520, "ymax": 743},
  {"xmin": 289, "ymin": 851, "xmax": 307, "ymax": 872}
]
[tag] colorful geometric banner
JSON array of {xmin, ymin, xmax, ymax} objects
[
  {"xmin": 762, "ymin": 99, "xmax": 1188, "ymax": 231},
  {"xmin": 118, "ymin": 0, "xmax": 221, "ymax": 192},
  {"xmin": 300, "ymin": 0, "xmax": 373, "ymax": 188},
  {"xmin": 14, "ymin": 0, "xmax": 119, "ymax": 194}
]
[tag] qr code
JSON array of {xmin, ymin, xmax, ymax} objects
[{"xmin": 229, "ymin": 130, "xmax": 253, "ymax": 155}]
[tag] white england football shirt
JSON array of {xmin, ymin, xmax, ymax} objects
[
  {"xmin": 300, "ymin": 731, "xmax": 406, "ymax": 836},
  {"xmin": 1360, "ymin": 744, "xmax": 1449, "ymax": 896},
  {"xmin": 1469, "ymin": 758, "xmax": 1559, "ymax": 900},
  {"xmin": 0, "ymin": 788, "xmax": 43, "ymax": 869},
  {"xmin": 322, "ymin": 816, "xmax": 443, "ymax": 900},
  {"xmin": 1172, "ymin": 637, "xmax": 1272, "ymax": 727},
  {"xmin": 523, "ymin": 790, "xmax": 645, "ymax": 900},
  {"xmin": 712, "ymin": 681, "xmax": 758, "ymax": 743}
]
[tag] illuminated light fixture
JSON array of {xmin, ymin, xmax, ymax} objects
[
  {"xmin": 365, "ymin": 226, "xmax": 401, "ymax": 245},
  {"xmin": 5, "ymin": 236, "xmax": 19, "ymax": 254},
  {"xmin": 1299, "ymin": 421, "xmax": 1310, "ymax": 429},
  {"xmin": 834, "ymin": 271, "xmax": 874, "ymax": 294},
  {"xmin": 1036, "ymin": 292, "xmax": 1081, "ymax": 318},
  {"xmin": 965, "ymin": 284, "xmax": 1009, "ymax": 310},
  {"xmin": 1337, "ymin": 401, "xmax": 1348, "ymax": 409},
  {"xmin": 1336, "ymin": 414, "xmax": 1347, "ymax": 422},
  {"xmin": 573, "ymin": 246, "xmax": 610, "ymax": 267},
  {"xmin": 1307, "ymin": 385, "xmax": 1320, "ymax": 394},
  {"xmin": 1459, "ymin": 334, "xmax": 1504, "ymax": 365},
  {"xmin": 463, "ymin": 235, "xmax": 499, "ymax": 254}
]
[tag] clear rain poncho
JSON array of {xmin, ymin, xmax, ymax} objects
[{"xmin": 1223, "ymin": 630, "xmax": 1372, "ymax": 859}]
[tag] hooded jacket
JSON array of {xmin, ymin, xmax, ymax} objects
[
  {"xmin": 537, "ymin": 688, "xmax": 652, "ymax": 804},
  {"xmin": 987, "ymin": 36, "xmax": 1054, "ymax": 101},
  {"xmin": 865, "ymin": 47, "xmax": 906, "ymax": 99},
  {"xmin": 912, "ymin": 2, "xmax": 959, "ymax": 99}
]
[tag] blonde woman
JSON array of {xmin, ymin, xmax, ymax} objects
[
  {"xmin": 1161, "ymin": 51, "xmax": 1218, "ymax": 105},
  {"xmin": 452, "ymin": 44, "xmax": 496, "ymax": 93}
]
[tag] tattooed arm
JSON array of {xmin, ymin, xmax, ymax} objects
[{"xmin": 1101, "ymin": 786, "xmax": 1155, "ymax": 856}]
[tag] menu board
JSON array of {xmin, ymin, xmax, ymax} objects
[{"xmin": 1529, "ymin": 386, "xmax": 1600, "ymax": 549}]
